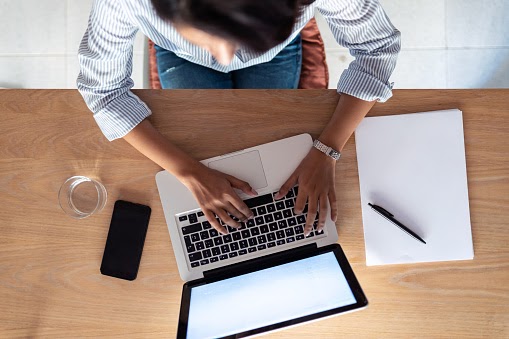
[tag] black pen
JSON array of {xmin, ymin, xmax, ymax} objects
[{"xmin": 368, "ymin": 203, "xmax": 426, "ymax": 244}]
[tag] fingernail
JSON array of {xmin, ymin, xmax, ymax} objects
[{"xmin": 294, "ymin": 209, "xmax": 302, "ymax": 215}]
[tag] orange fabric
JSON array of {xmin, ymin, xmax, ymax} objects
[{"xmin": 148, "ymin": 18, "xmax": 329, "ymax": 89}]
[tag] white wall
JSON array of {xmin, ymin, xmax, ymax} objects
[{"xmin": 1, "ymin": 0, "xmax": 508, "ymax": 89}]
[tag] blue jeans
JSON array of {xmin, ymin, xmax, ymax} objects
[{"xmin": 155, "ymin": 35, "xmax": 302, "ymax": 89}]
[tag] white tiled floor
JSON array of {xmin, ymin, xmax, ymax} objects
[{"xmin": 0, "ymin": 0, "xmax": 508, "ymax": 89}]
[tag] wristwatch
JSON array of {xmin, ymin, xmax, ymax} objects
[{"xmin": 313, "ymin": 139, "xmax": 341, "ymax": 160}]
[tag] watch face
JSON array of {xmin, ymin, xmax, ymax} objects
[{"xmin": 329, "ymin": 150, "xmax": 340, "ymax": 160}]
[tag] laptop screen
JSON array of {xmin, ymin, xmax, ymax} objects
[{"xmin": 185, "ymin": 251, "xmax": 358, "ymax": 339}]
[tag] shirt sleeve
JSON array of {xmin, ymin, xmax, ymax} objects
[
  {"xmin": 316, "ymin": 0, "xmax": 401, "ymax": 102},
  {"xmin": 77, "ymin": 0, "xmax": 151, "ymax": 141}
]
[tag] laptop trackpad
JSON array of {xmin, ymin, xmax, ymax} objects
[{"xmin": 208, "ymin": 150, "xmax": 268, "ymax": 190}]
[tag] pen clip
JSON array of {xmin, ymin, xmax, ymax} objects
[{"xmin": 368, "ymin": 203, "xmax": 394, "ymax": 217}]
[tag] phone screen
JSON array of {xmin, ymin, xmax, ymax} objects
[{"xmin": 100, "ymin": 200, "xmax": 151, "ymax": 280}]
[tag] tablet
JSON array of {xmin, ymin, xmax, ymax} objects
[{"xmin": 177, "ymin": 244, "xmax": 368, "ymax": 338}]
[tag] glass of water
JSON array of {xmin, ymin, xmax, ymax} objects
[{"xmin": 58, "ymin": 176, "xmax": 107, "ymax": 218}]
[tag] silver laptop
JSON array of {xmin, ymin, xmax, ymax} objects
[
  {"xmin": 155, "ymin": 134, "xmax": 367, "ymax": 338},
  {"xmin": 156, "ymin": 133, "xmax": 339, "ymax": 281}
]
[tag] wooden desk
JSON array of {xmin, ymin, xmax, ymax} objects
[{"xmin": 0, "ymin": 89, "xmax": 508, "ymax": 337}]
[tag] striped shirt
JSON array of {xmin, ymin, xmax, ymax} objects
[{"xmin": 77, "ymin": 0, "xmax": 401, "ymax": 141}]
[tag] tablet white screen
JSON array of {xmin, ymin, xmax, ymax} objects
[{"xmin": 186, "ymin": 252, "xmax": 357, "ymax": 339}]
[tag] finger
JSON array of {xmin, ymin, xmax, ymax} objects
[
  {"xmin": 317, "ymin": 193, "xmax": 328, "ymax": 232},
  {"xmin": 227, "ymin": 175, "xmax": 258, "ymax": 197},
  {"xmin": 274, "ymin": 173, "xmax": 298, "ymax": 200},
  {"xmin": 304, "ymin": 198, "xmax": 318, "ymax": 236},
  {"xmin": 222, "ymin": 202, "xmax": 245, "ymax": 227},
  {"xmin": 204, "ymin": 209, "xmax": 228, "ymax": 235},
  {"xmin": 294, "ymin": 188, "xmax": 308, "ymax": 215},
  {"xmin": 228, "ymin": 196, "xmax": 254, "ymax": 222},
  {"xmin": 328, "ymin": 189, "xmax": 338, "ymax": 222},
  {"xmin": 216, "ymin": 208, "xmax": 240, "ymax": 228}
]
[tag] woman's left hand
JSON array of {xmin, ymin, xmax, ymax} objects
[{"xmin": 274, "ymin": 148, "xmax": 338, "ymax": 236}]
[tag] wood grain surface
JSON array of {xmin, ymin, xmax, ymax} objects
[{"xmin": 0, "ymin": 89, "xmax": 507, "ymax": 338}]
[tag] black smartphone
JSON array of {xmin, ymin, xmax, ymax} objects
[{"xmin": 100, "ymin": 200, "xmax": 151, "ymax": 281}]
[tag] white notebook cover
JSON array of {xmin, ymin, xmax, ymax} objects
[{"xmin": 355, "ymin": 109, "xmax": 474, "ymax": 266}]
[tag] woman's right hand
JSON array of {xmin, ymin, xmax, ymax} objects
[{"xmin": 179, "ymin": 164, "xmax": 257, "ymax": 235}]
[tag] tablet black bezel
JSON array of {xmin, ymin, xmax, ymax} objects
[{"xmin": 177, "ymin": 243, "xmax": 368, "ymax": 339}]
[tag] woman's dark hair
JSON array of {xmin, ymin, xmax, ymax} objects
[{"xmin": 151, "ymin": 0, "xmax": 315, "ymax": 52}]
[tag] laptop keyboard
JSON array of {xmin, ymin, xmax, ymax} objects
[{"xmin": 176, "ymin": 186, "xmax": 326, "ymax": 269}]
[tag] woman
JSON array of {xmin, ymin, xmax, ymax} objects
[{"xmin": 77, "ymin": 0, "xmax": 400, "ymax": 236}]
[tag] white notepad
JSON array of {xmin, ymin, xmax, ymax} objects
[{"xmin": 355, "ymin": 109, "xmax": 474, "ymax": 266}]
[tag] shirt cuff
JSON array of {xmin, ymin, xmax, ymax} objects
[
  {"xmin": 337, "ymin": 69, "xmax": 394, "ymax": 103},
  {"xmin": 93, "ymin": 93, "xmax": 152, "ymax": 141}
]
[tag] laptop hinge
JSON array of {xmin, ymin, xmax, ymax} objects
[{"xmin": 203, "ymin": 243, "xmax": 318, "ymax": 281}]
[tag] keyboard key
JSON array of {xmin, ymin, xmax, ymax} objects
[
  {"xmin": 295, "ymin": 225, "xmax": 304, "ymax": 234},
  {"xmin": 257, "ymin": 206, "xmax": 267, "ymax": 215},
  {"xmin": 200, "ymin": 259, "xmax": 209, "ymax": 265},
  {"xmin": 269, "ymin": 222, "xmax": 278, "ymax": 231},
  {"xmin": 214, "ymin": 237, "xmax": 223, "ymax": 246},
  {"xmin": 227, "ymin": 226, "xmax": 237, "ymax": 233},
  {"xmin": 267, "ymin": 242, "xmax": 276, "ymax": 248},
  {"xmin": 223, "ymin": 234, "xmax": 233, "ymax": 243},
  {"xmin": 297, "ymin": 215, "xmax": 306, "ymax": 224},
  {"xmin": 316, "ymin": 229, "xmax": 324, "ymax": 235},
  {"xmin": 179, "ymin": 215, "xmax": 188, "ymax": 222},
  {"xmin": 255, "ymin": 216, "xmax": 264, "ymax": 225},
  {"xmin": 278, "ymin": 220, "xmax": 288, "ymax": 229},
  {"xmin": 191, "ymin": 233, "xmax": 200, "ymax": 242},
  {"xmin": 204, "ymin": 239, "xmax": 214, "ymax": 248},
  {"xmin": 260, "ymin": 225, "xmax": 269, "ymax": 234},
  {"xmin": 287, "ymin": 237, "xmax": 295, "ymax": 243},
  {"xmin": 293, "ymin": 186, "xmax": 299, "ymax": 196},
  {"xmin": 210, "ymin": 257, "xmax": 219, "ymax": 263},
  {"xmin": 191, "ymin": 262, "xmax": 200, "ymax": 268},
  {"xmin": 188, "ymin": 252, "xmax": 202, "ymax": 262},
  {"xmin": 241, "ymin": 230, "xmax": 251, "ymax": 239},
  {"xmin": 245, "ymin": 193, "xmax": 274, "ymax": 208},
  {"xmin": 230, "ymin": 242, "xmax": 239, "ymax": 251},
  {"xmin": 221, "ymin": 244, "xmax": 230, "ymax": 253},
  {"xmin": 229, "ymin": 252, "xmax": 238, "ymax": 258},
  {"xmin": 267, "ymin": 233, "xmax": 276, "ymax": 242},
  {"xmin": 239, "ymin": 240, "xmax": 249, "ymax": 249},
  {"xmin": 246, "ymin": 219, "xmax": 255, "ymax": 227},
  {"xmin": 195, "ymin": 241, "xmax": 205, "ymax": 251},
  {"xmin": 182, "ymin": 223, "xmax": 202, "ymax": 235},
  {"xmin": 209, "ymin": 229, "xmax": 219, "ymax": 237},
  {"xmin": 203, "ymin": 249, "xmax": 211, "ymax": 258},
  {"xmin": 202, "ymin": 221, "xmax": 212, "ymax": 229},
  {"xmin": 257, "ymin": 235, "xmax": 267, "ymax": 244},
  {"xmin": 250, "ymin": 227, "xmax": 260, "ymax": 236},
  {"xmin": 200, "ymin": 231, "xmax": 209, "ymax": 240},
  {"xmin": 285, "ymin": 190, "xmax": 295, "ymax": 199},
  {"xmin": 184, "ymin": 235, "xmax": 192, "ymax": 246},
  {"xmin": 257, "ymin": 244, "xmax": 267, "ymax": 251},
  {"xmin": 288, "ymin": 217, "xmax": 297, "ymax": 227},
  {"xmin": 276, "ymin": 201, "xmax": 285, "ymax": 210},
  {"xmin": 267, "ymin": 204, "xmax": 276, "ymax": 213},
  {"xmin": 276, "ymin": 230, "xmax": 285, "ymax": 239},
  {"xmin": 285, "ymin": 228, "xmax": 295, "ymax": 237},
  {"xmin": 274, "ymin": 211, "xmax": 283, "ymax": 220},
  {"xmin": 212, "ymin": 247, "xmax": 221, "ymax": 256},
  {"xmin": 306, "ymin": 231, "xmax": 314, "ymax": 238},
  {"xmin": 189, "ymin": 213, "xmax": 198, "ymax": 224},
  {"xmin": 219, "ymin": 254, "xmax": 228, "ymax": 260},
  {"xmin": 296, "ymin": 234, "xmax": 304, "ymax": 240},
  {"xmin": 264, "ymin": 214, "xmax": 274, "ymax": 223},
  {"xmin": 285, "ymin": 199, "xmax": 295, "ymax": 208},
  {"xmin": 197, "ymin": 211, "xmax": 204, "ymax": 217},
  {"xmin": 251, "ymin": 209, "xmax": 257, "ymax": 217},
  {"xmin": 248, "ymin": 247, "xmax": 257, "ymax": 253},
  {"xmin": 186, "ymin": 244, "xmax": 195, "ymax": 253},
  {"xmin": 248, "ymin": 238, "xmax": 258, "ymax": 247},
  {"xmin": 233, "ymin": 232, "xmax": 241, "ymax": 241},
  {"xmin": 239, "ymin": 249, "xmax": 248, "ymax": 255},
  {"xmin": 283, "ymin": 209, "xmax": 292, "ymax": 218},
  {"xmin": 276, "ymin": 239, "xmax": 285, "ymax": 246}
]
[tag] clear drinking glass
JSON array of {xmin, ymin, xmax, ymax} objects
[{"xmin": 58, "ymin": 176, "xmax": 107, "ymax": 218}]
